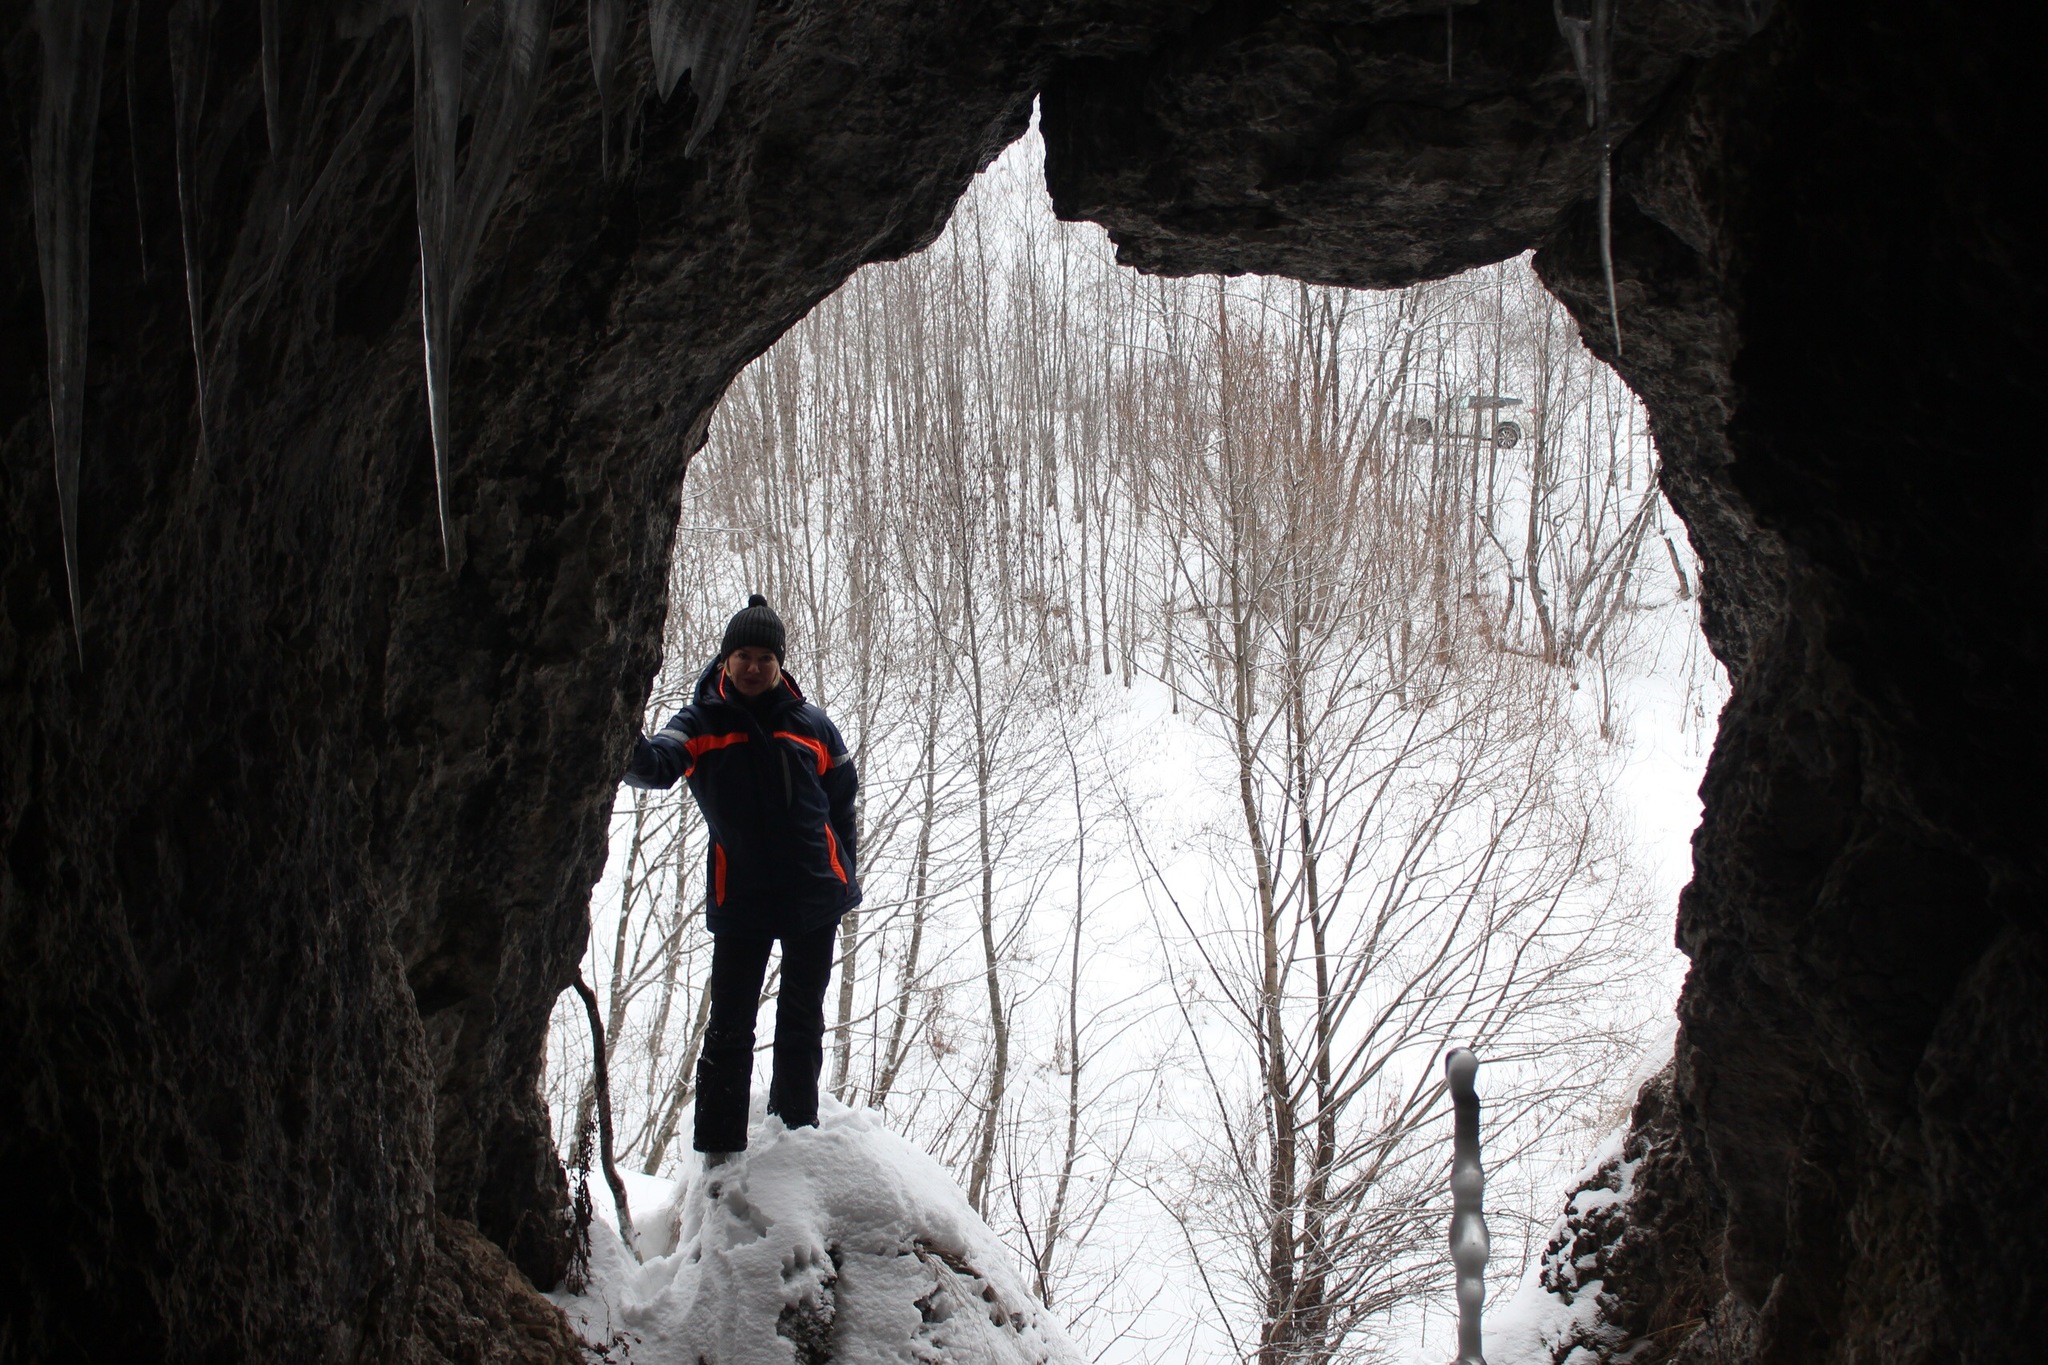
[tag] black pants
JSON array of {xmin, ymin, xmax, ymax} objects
[{"xmin": 693, "ymin": 922, "xmax": 838, "ymax": 1153}]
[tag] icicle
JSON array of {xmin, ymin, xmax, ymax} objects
[
  {"xmin": 1445, "ymin": 3, "xmax": 1453, "ymax": 85},
  {"xmin": 647, "ymin": 0, "xmax": 688, "ymax": 99},
  {"xmin": 414, "ymin": 0, "xmax": 462, "ymax": 566},
  {"xmin": 412, "ymin": 0, "xmax": 557, "ymax": 566},
  {"xmin": 1446, "ymin": 1048, "xmax": 1489, "ymax": 1365},
  {"xmin": 123, "ymin": 0, "xmax": 149, "ymax": 283},
  {"xmin": 589, "ymin": 0, "xmax": 625, "ymax": 176},
  {"xmin": 452, "ymin": 0, "xmax": 558, "ymax": 274},
  {"xmin": 31, "ymin": 0, "xmax": 116, "ymax": 661},
  {"xmin": 648, "ymin": 0, "xmax": 759, "ymax": 154},
  {"xmin": 1597, "ymin": 147, "xmax": 1621, "ymax": 356},
  {"xmin": 259, "ymin": 0, "xmax": 282, "ymax": 154},
  {"xmin": 170, "ymin": 0, "xmax": 211, "ymax": 464},
  {"xmin": 1554, "ymin": 0, "xmax": 1623, "ymax": 355}
]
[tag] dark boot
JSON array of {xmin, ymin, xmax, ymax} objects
[{"xmin": 693, "ymin": 1024, "xmax": 756, "ymax": 1153}]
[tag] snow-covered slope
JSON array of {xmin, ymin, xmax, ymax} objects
[{"xmin": 550, "ymin": 1099, "xmax": 1082, "ymax": 1364}]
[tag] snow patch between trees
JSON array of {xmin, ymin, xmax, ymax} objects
[{"xmin": 551, "ymin": 1098, "xmax": 1083, "ymax": 1364}]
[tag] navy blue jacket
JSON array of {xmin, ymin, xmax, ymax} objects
[{"xmin": 625, "ymin": 660, "xmax": 860, "ymax": 936}]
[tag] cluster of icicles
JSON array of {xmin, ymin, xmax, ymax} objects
[
  {"xmin": 28, "ymin": 2, "xmax": 1656, "ymax": 659},
  {"xmin": 25, "ymin": 0, "xmax": 757, "ymax": 656}
]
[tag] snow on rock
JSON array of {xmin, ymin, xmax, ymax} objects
[
  {"xmin": 1482, "ymin": 1041, "xmax": 1739, "ymax": 1365},
  {"xmin": 550, "ymin": 1099, "xmax": 1082, "ymax": 1364},
  {"xmin": 1484, "ymin": 1130, "xmax": 1641, "ymax": 1365}
]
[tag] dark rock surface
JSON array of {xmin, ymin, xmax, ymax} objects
[
  {"xmin": 406, "ymin": 1215, "xmax": 586, "ymax": 1365},
  {"xmin": 1511, "ymin": 1059, "xmax": 1758, "ymax": 1365},
  {"xmin": 0, "ymin": 0, "xmax": 2039, "ymax": 1360}
]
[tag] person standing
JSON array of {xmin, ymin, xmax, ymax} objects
[{"xmin": 623, "ymin": 594, "xmax": 860, "ymax": 1163}]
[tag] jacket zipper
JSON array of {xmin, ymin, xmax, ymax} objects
[{"xmin": 781, "ymin": 750, "xmax": 793, "ymax": 805}]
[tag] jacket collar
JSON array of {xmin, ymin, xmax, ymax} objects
[{"xmin": 694, "ymin": 657, "xmax": 805, "ymax": 715}]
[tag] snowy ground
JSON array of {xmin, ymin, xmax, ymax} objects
[{"xmin": 550, "ymin": 1098, "xmax": 1083, "ymax": 1364}]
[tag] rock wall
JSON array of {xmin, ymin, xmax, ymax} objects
[
  {"xmin": 0, "ymin": 1, "xmax": 2039, "ymax": 1360},
  {"xmin": 1493, "ymin": 1061, "xmax": 1757, "ymax": 1365}
]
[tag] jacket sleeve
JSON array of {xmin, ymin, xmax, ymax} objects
[
  {"xmin": 623, "ymin": 708, "xmax": 699, "ymax": 790},
  {"xmin": 820, "ymin": 716, "xmax": 858, "ymax": 871}
]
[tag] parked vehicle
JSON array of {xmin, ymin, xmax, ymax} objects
[{"xmin": 1399, "ymin": 393, "xmax": 1525, "ymax": 448}]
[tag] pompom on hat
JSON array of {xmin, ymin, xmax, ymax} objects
[{"xmin": 719, "ymin": 593, "xmax": 786, "ymax": 661}]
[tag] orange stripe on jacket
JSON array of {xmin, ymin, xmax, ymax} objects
[
  {"xmin": 774, "ymin": 731, "xmax": 831, "ymax": 777},
  {"xmin": 824, "ymin": 825, "xmax": 848, "ymax": 883},
  {"xmin": 681, "ymin": 730, "xmax": 748, "ymax": 776}
]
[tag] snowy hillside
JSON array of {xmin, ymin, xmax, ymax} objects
[{"xmin": 551, "ymin": 1099, "xmax": 1082, "ymax": 1364}]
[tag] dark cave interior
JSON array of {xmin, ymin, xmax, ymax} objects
[{"xmin": 1, "ymin": 1, "xmax": 2041, "ymax": 1361}]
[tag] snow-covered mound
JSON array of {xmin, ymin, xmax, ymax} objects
[
  {"xmin": 1482, "ymin": 1128, "xmax": 1639, "ymax": 1365},
  {"xmin": 550, "ymin": 1099, "xmax": 1082, "ymax": 1364}
]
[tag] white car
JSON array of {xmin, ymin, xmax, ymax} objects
[{"xmin": 1400, "ymin": 394, "xmax": 1525, "ymax": 449}]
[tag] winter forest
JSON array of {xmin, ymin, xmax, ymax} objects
[{"xmin": 544, "ymin": 127, "xmax": 1724, "ymax": 1364}]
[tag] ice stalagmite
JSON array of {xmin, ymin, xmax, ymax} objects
[
  {"xmin": 412, "ymin": 0, "xmax": 557, "ymax": 565},
  {"xmin": 1446, "ymin": 1048, "xmax": 1489, "ymax": 1365},
  {"xmin": 588, "ymin": 0, "xmax": 626, "ymax": 175},
  {"xmin": 1554, "ymin": 0, "xmax": 1622, "ymax": 355},
  {"xmin": 169, "ymin": 0, "xmax": 211, "ymax": 463},
  {"xmin": 648, "ymin": 0, "xmax": 760, "ymax": 154},
  {"xmin": 31, "ymin": 0, "xmax": 116, "ymax": 657}
]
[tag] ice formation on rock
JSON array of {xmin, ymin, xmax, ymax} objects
[
  {"xmin": 589, "ymin": 0, "xmax": 627, "ymax": 175},
  {"xmin": 649, "ymin": 0, "xmax": 760, "ymax": 154},
  {"xmin": 121, "ymin": 0, "xmax": 150, "ymax": 284},
  {"xmin": 259, "ymin": 0, "xmax": 283, "ymax": 154},
  {"xmin": 1554, "ymin": 0, "xmax": 1622, "ymax": 355},
  {"xmin": 169, "ymin": 0, "xmax": 211, "ymax": 462},
  {"xmin": 30, "ymin": 0, "xmax": 116, "ymax": 657},
  {"xmin": 412, "ymin": 0, "xmax": 556, "ymax": 565}
]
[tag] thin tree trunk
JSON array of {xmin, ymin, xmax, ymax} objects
[
  {"xmin": 572, "ymin": 970, "xmax": 639, "ymax": 1262},
  {"xmin": 1240, "ymin": 628, "xmax": 1296, "ymax": 1365},
  {"xmin": 965, "ymin": 595, "xmax": 1008, "ymax": 1216},
  {"xmin": 1292, "ymin": 613, "xmax": 1337, "ymax": 1356},
  {"xmin": 1037, "ymin": 747, "xmax": 1088, "ymax": 1306},
  {"xmin": 831, "ymin": 903, "xmax": 859, "ymax": 1101},
  {"xmin": 874, "ymin": 714, "xmax": 939, "ymax": 1107}
]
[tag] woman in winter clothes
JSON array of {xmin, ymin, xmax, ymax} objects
[{"xmin": 623, "ymin": 595, "xmax": 860, "ymax": 1161}]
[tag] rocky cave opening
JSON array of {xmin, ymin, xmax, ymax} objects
[{"xmin": 0, "ymin": 1, "xmax": 2039, "ymax": 1362}]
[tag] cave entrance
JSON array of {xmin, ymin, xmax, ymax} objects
[{"xmin": 543, "ymin": 124, "xmax": 1724, "ymax": 1362}]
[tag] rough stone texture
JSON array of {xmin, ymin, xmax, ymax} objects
[
  {"xmin": 406, "ymin": 1215, "xmax": 584, "ymax": 1365},
  {"xmin": 0, "ymin": 0, "xmax": 2040, "ymax": 1361},
  {"xmin": 1516, "ymin": 1059, "xmax": 1759, "ymax": 1365}
]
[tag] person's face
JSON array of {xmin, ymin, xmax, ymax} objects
[{"xmin": 724, "ymin": 646, "xmax": 782, "ymax": 698}]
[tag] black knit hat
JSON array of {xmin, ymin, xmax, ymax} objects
[{"xmin": 719, "ymin": 593, "xmax": 786, "ymax": 661}]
